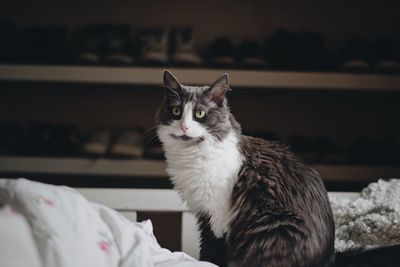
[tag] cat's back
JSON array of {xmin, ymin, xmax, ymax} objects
[
  {"xmin": 238, "ymin": 135, "xmax": 328, "ymax": 207},
  {"xmin": 227, "ymin": 135, "xmax": 335, "ymax": 267}
]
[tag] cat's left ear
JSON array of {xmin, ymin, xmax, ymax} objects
[{"xmin": 208, "ymin": 73, "xmax": 230, "ymax": 106}]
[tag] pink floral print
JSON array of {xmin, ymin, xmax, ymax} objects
[
  {"xmin": 97, "ymin": 231, "xmax": 114, "ymax": 254},
  {"xmin": 43, "ymin": 198, "xmax": 54, "ymax": 207},
  {"xmin": 98, "ymin": 240, "xmax": 110, "ymax": 253}
]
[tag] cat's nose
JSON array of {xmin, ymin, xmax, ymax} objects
[{"xmin": 180, "ymin": 123, "xmax": 189, "ymax": 134}]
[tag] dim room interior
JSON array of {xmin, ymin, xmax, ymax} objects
[{"xmin": 0, "ymin": 0, "xmax": 399, "ymax": 266}]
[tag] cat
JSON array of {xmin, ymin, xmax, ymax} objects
[{"xmin": 156, "ymin": 70, "xmax": 400, "ymax": 267}]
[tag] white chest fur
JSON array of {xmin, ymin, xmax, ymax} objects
[{"xmin": 163, "ymin": 132, "xmax": 243, "ymax": 237}]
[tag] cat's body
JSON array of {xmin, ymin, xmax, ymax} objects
[
  {"xmin": 156, "ymin": 71, "xmax": 399, "ymax": 267},
  {"xmin": 161, "ymin": 129, "xmax": 242, "ymax": 238},
  {"xmin": 229, "ymin": 136, "xmax": 334, "ymax": 267}
]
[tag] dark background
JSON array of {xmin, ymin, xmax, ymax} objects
[{"xmin": 0, "ymin": 0, "xmax": 400, "ymax": 191}]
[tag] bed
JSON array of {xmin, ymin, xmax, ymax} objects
[
  {"xmin": 77, "ymin": 188, "xmax": 360, "ymax": 259},
  {"xmin": 1, "ymin": 178, "xmax": 399, "ymax": 267}
]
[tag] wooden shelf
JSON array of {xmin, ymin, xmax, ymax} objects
[
  {"xmin": 0, "ymin": 156, "xmax": 399, "ymax": 182},
  {"xmin": 0, "ymin": 156, "xmax": 167, "ymax": 178},
  {"xmin": 312, "ymin": 164, "xmax": 399, "ymax": 182},
  {"xmin": 0, "ymin": 64, "xmax": 400, "ymax": 90}
]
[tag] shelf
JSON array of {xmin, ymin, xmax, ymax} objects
[
  {"xmin": 0, "ymin": 64, "xmax": 400, "ymax": 90},
  {"xmin": 0, "ymin": 156, "xmax": 167, "ymax": 178},
  {"xmin": 311, "ymin": 164, "xmax": 400, "ymax": 182},
  {"xmin": 0, "ymin": 156, "xmax": 399, "ymax": 182}
]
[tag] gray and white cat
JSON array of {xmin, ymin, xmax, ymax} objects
[{"xmin": 156, "ymin": 71, "xmax": 400, "ymax": 267}]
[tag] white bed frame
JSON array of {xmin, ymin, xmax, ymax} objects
[{"xmin": 77, "ymin": 188, "xmax": 358, "ymax": 259}]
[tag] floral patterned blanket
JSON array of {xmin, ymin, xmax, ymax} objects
[{"xmin": 0, "ymin": 178, "xmax": 215, "ymax": 267}]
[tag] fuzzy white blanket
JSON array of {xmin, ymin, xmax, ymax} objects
[{"xmin": 331, "ymin": 179, "xmax": 400, "ymax": 252}]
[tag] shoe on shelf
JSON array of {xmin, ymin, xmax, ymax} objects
[
  {"xmin": 207, "ymin": 36, "xmax": 236, "ymax": 68},
  {"xmin": 235, "ymin": 40, "xmax": 267, "ymax": 69},
  {"xmin": 81, "ymin": 128, "xmax": 112, "ymax": 157},
  {"xmin": 372, "ymin": 38, "xmax": 400, "ymax": 74},
  {"xmin": 109, "ymin": 128, "xmax": 144, "ymax": 158},
  {"xmin": 70, "ymin": 25, "xmax": 103, "ymax": 65},
  {"xmin": 137, "ymin": 28, "xmax": 169, "ymax": 66},
  {"xmin": 338, "ymin": 38, "xmax": 372, "ymax": 72},
  {"xmin": 103, "ymin": 25, "xmax": 135, "ymax": 66},
  {"xmin": 170, "ymin": 27, "xmax": 202, "ymax": 67},
  {"xmin": 71, "ymin": 24, "xmax": 121, "ymax": 65}
]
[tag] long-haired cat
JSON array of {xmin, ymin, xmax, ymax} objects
[{"xmin": 156, "ymin": 70, "xmax": 399, "ymax": 267}]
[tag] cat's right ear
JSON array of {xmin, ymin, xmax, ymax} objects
[
  {"xmin": 163, "ymin": 70, "xmax": 181, "ymax": 93},
  {"xmin": 207, "ymin": 73, "xmax": 230, "ymax": 106}
]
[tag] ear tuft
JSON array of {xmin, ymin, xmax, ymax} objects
[
  {"xmin": 208, "ymin": 73, "xmax": 230, "ymax": 106},
  {"xmin": 163, "ymin": 70, "xmax": 181, "ymax": 92}
]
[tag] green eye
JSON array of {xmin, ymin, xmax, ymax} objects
[
  {"xmin": 171, "ymin": 107, "xmax": 181, "ymax": 116},
  {"xmin": 195, "ymin": 110, "xmax": 206, "ymax": 119}
]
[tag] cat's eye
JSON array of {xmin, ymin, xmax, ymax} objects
[
  {"xmin": 195, "ymin": 110, "xmax": 206, "ymax": 120},
  {"xmin": 171, "ymin": 107, "xmax": 182, "ymax": 117}
]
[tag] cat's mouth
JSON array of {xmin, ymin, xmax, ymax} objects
[
  {"xmin": 170, "ymin": 134, "xmax": 193, "ymax": 141},
  {"xmin": 170, "ymin": 134, "xmax": 204, "ymax": 143}
]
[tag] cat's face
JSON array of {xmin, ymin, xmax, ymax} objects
[{"xmin": 156, "ymin": 71, "xmax": 233, "ymax": 146}]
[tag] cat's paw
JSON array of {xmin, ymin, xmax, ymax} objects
[{"xmin": 210, "ymin": 216, "xmax": 229, "ymax": 238}]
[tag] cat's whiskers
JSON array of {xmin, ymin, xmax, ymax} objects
[
  {"xmin": 143, "ymin": 134, "xmax": 159, "ymax": 150},
  {"xmin": 142, "ymin": 127, "xmax": 161, "ymax": 151}
]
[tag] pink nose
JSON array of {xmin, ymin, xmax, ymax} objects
[{"xmin": 180, "ymin": 123, "xmax": 189, "ymax": 133}]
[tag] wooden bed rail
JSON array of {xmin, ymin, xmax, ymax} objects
[{"xmin": 77, "ymin": 188, "xmax": 359, "ymax": 259}]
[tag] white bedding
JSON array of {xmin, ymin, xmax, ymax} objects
[
  {"xmin": 0, "ymin": 178, "xmax": 216, "ymax": 267},
  {"xmin": 331, "ymin": 178, "xmax": 400, "ymax": 252},
  {"xmin": 2, "ymin": 177, "xmax": 399, "ymax": 267}
]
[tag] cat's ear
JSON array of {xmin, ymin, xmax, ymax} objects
[
  {"xmin": 208, "ymin": 73, "xmax": 230, "ymax": 106},
  {"xmin": 163, "ymin": 70, "xmax": 181, "ymax": 93}
]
